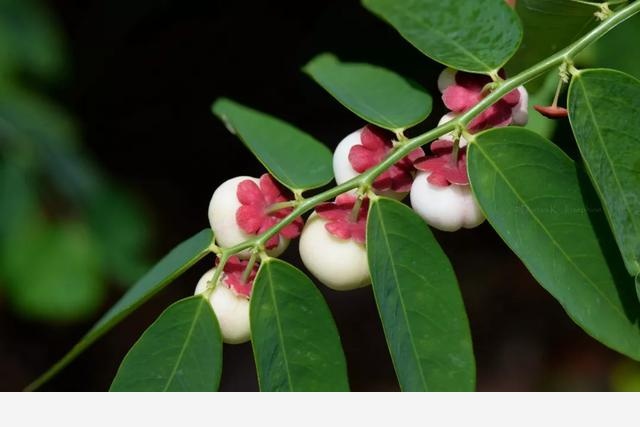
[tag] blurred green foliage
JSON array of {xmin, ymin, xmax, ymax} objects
[{"xmin": 0, "ymin": 0, "xmax": 150, "ymax": 322}]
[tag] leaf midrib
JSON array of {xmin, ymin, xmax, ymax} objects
[
  {"xmin": 574, "ymin": 76, "xmax": 640, "ymax": 274},
  {"xmin": 265, "ymin": 262, "xmax": 295, "ymax": 391},
  {"xmin": 162, "ymin": 299, "xmax": 205, "ymax": 391},
  {"xmin": 372, "ymin": 201, "xmax": 429, "ymax": 391}
]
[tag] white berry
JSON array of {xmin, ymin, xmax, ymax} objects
[
  {"xmin": 333, "ymin": 128, "xmax": 407, "ymax": 201},
  {"xmin": 410, "ymin": 172, "xmax": 485, "ymax": 232},
  {"xmin": 299, "ymin": 213, "xmax": 370, "ymax": 291},
  {"xmin": 194, "ymin": 269, "xmax": 251, "ymax": 344},
  {"xmin": 208, "ymin": 176, "xmax": 288, "ymax": 258}
]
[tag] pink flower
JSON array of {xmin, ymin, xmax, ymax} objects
[
  {"xmin": 218, "ymin": 256, "xmax": 258, "ymax": 298},
  {"xmin": 315, "ymin": 194, "xmax": 369, "ymax": 244},
  {"xmin": 348, "ymin": 125, "xmax": 424, "ymax": 192},
  {"xmin": 235, "ymin": 174, "xmax": 303, "ymax": 249},
  {"xmin": 414, "ymin": 140, "xmax": 469, "ymax": 187},
  {"xmin": 442, "ymin": 70, "xmax": 520, "ymax": 132}
]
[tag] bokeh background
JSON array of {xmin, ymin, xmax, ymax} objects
[{"xmin": 2, "ymin": 0, "xmax": 640, "ymax": 391}]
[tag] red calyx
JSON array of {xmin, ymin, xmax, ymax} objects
[
  {"xmin": 348, "ymin": 125, "xmax": 424, "ymax": 193},
  {"xmin": 217, "ymin": 256, "xmax": 258, "ymax": 299},
  {"xmin": 235, "ymin": 174, "xmax": 303, "ymax": 249},
  {"xmin": 413, "ymin": 140, "xmax": 469, "ymax": 187},
  {"xmin": 315, "ymin": 194, "xmax": 369, "ymax": 244}
]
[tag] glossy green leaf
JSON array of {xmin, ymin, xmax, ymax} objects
[
  {"xmin": 303, "ymin": 53, "xmax": 432, "ymax": 131},
  {"xmin": 468, "ymin": 127, "xmax": 640, "ymax": 360},
  {"xmin": 250, "ymin": 259, "xmax": 349, "ymax": 391},
  {"xmin": 363, "ymin": 0, "xmax": 522, "ymax": 73},
  {"xmin": 509, "ymin": 0, "xmax": 596, "ymax": 76},
  {"xmin": 367, "ymin": 198, "xmax": 475, "ymax": 391},
  {"xmin": 25, "ymin": 229, "xmax": 213, "ymax": 391},
  {"xmin": 568, "ymin": 69, "xmax": 640, "ymax": 277},
  {"xmin": 212, "ymin": 98, "xmax": 333, "ymax": 191},
  {"xmin": 110, "ymin": 296, "xmax": 222, "ymax": 392}
]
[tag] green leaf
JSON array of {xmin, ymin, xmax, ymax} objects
[
  {"xmin": 110, "ymin": 296, "xmax": 222, "ymax": 392},
  {"xmin": 509, "ymin": 0, "xmax": 596, "ymax": 76},
  {"xmin": 303, "ymin": 53, "xmax": 432, "ymax": 131},
  {"xmin": 367, "ymin": 198, "xmax": 476, "ymax": 391},
  {"xmin": 25, "ymin": 229, "xmax": 213, "ymax": 391},
  {"xmin": 250, "ymin": 259, "xmax": 349, "ymax": 391},
  {"xmin": 212, "ymin": 98, "xmax": 333, "ymax": 191},
  {"xmin": 362, "ymin": 0, "xmax": 522, "ymax": 73},
  {"xmin": 468, "ymin": 127, "xmax": 640, "ymax": 360},
  {"xmin": 568, "ymin": 69, "xmax": 640, "ymax": 277}
]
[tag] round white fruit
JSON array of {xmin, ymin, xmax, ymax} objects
[
  {"xmin": 208, "ymin": 176, "xmax": 288, "ymax": 258},
  {"xmin": 333, "ymin": 128, "xmax": 407, "ymax": 201},
  {"xmin": 410, "ymin": 172, "xmax": 485, "ymax": 232},
  {"xmin": 437, "ymin": 113, "xmax": 468, "ymax": 147},
  {"xmin": 299, "ymin": 213, "xmax": 370, "ymax": 291},
  {"xmin": 194, "ymin": 269, "xmax": 251, "ymax": 344}
]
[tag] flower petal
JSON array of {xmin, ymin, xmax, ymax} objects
[
  {"xmin": 442, "ymin": 85, "xmax": 479, "ymax": 112},
  {"xmin": 236, "ymin": 205, "xmax": 265, "ymax": 234},
  {"xmin": 348, "ymin": 144, "xmax": 378, "ymax": 172},
  {"xmin": 260, "ymin": 174, "xmax": 286, "ymax": 204},
  {"xmin": 237, "ymin": 179, "xmax": 265, "ymax": 206},
  {"xmin": 325, "ymin": 221, "xmax": 352, "ymax": 240}
]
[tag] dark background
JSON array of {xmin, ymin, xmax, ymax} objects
[{"xmin": 1, "ymin": 0, "xmax": 636, "ymax": 391}]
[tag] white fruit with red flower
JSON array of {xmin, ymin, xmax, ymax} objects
[
  {"xmin": 208, "ymin": 175, "xmax": 303, "ymax": 258},
  {"xmin": 410, "ymin": 171, "xmax": 485, "ymax": 232},
  {"xmin": 332, "ymin": 126, "xmax": 423, "ymax": 201},
  {"xmin": 299, "ymin": 214, "xmax": 370, "ymax": 291},
  {"xmin": 194, "ymin": 269, "xmax": 251, "ymax": 344}
]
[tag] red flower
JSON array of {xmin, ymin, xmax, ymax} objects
[
  {"xmin": 534, "ymin": 105, "xmax": 568, "ymax": 119},
  {"xmin": 414, "ymin": 140, "xmax": 468, "ymax": 187},
  {"xmin": 218, "ymin": 256, "xmax": 258, "ymax": 298},
  {"xmin": 235, "ymin": 174, "xmax": 303, "ymax": 249},
  {"xmin": 315, "ymin": 194, "xmax": 369, "ymax": 244},
  {"xmin": 348, "ymin": 125, "xmax": 424, "ymax": 192},
  {"xmin": 442, "ymin": 70, "xmax": 520, "ymax": 132}
]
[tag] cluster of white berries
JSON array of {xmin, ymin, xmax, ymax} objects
[{"xmin": 199, "ymin": 68, "xmax": 529, "ymax": 344}]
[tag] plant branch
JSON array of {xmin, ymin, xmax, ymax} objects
[{"xmin": 219, "ymin": 0, "xmax": 640, "ymax": 259}]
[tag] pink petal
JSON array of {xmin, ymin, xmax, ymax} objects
[
  {"xmin": 406, "ymin": 147, "xmax": 425, "ymax": 162},
  {"xmin": 442, "ymin": 85, "xmax": 479, "ymax": 112},
  {"xmin": 236, "ymin": 205, "xmax": 265, "ymax": 234},
  {"xmin": 350, "ymin": 223, "xmax": 367, "ymax": 244},
  {"xmin": 414, "ymin": 155, "xmax": 448, "ymax": 173},
  {"xmin": 316, "ymin": 203, "xmax": 348, "ymax": 221},
  {"xmin": 260, "ymin": 174, "xmax": 286, "ymax": 204},
  {"xmin": 237, "ymin": 179, "xmax": 265, "ymax": 206},
  {"xmin": 502, "ymin": 88, "xmax": 520, "ymax": 106},
  {"xmin": 360, "ymin": 125, "xmax": 390, "ymax": 151},
  {"xmin": 389, "ymin": 166, "xmax": 413, "ymax": 192},
  {"xmin": 325, "ymin": 221, "xmax": 352, "ymax": 240},
  {"xmin": 348, "ymin": 144, "xmax": 378, "ymax": 173},
  {"xmin": 427, "ymin": 173, "xmax": 451, "ymax": 187},
  {"xmin": 373, "ymin": 170, "xmax": 393, "ymax": 191},
  {"xmin": 335, "ymin": 194, "xmax": 357, "ymax": 207},
  {"xmin": 280, "ymin": 218, "xmax": 303, "ymax": 239}
]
